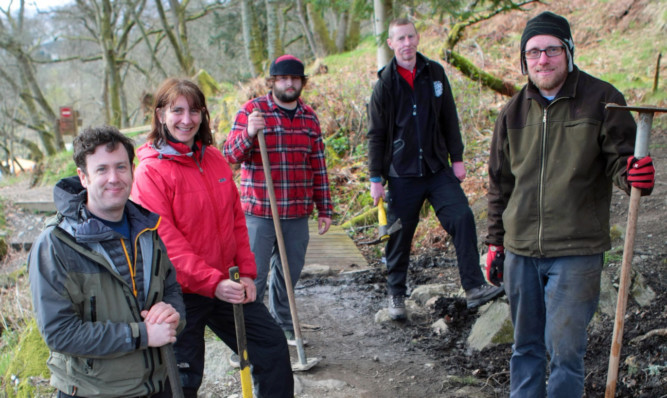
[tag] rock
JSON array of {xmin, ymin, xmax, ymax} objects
[
  {"xmin": 425, "ymin": 296, "xmax": 440, "ymax": 309},
  {"xmin": 374, "ymin": 299, "xmax": 427, "ymax": 324},
  {"xmin": 598, "ymin": 268, "xmax": 618, "ymax": 317},
  {"xmin": 610, "ymin": 224, "xmax": 625, "ymax": 243},
  {"xmin": 431, "ymin": 318, "xmax": 449, "ymax": 335},
  {"xmin": 467, "ymin": 301, "xmax": 513, "ymax": 351},
  {"xmin": 409, "ymin": 284, "xmax": 447, "ymax": 305},
  {"xmin": 374, "ymin": 309, "xmax": 394, "ymax": 323},
  {"xmin": 302, "ymin": 263, "xmax": 332, "ymax": 277},
  {"xmin": 631, "ymin": 270, "xmax": 656, "ymax": 307},
  {"xmin": 405, "ymin": 299, "xmax": 429, "ymax": 323}
]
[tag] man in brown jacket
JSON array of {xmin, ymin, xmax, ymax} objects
[{"xmin": 485, "ymin": 11, "xmax": 655, "ymax": 398}]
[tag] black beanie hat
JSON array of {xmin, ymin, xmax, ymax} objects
[
  {"xmin": 520, "ymin": 11, "xmax": 574, "ymax": 75},
  {"xmin": 269, "ymin": 55, "xmax": 306, "ymax": 77}
]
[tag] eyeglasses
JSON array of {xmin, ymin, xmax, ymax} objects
[{"xmin": 523, "ymin": 46, "xmax": 565, "ymax": 59}]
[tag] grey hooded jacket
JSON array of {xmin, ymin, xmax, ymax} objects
[{"xmin": 29, "ymin": 176, "xmax": 185, "ymax": 397}]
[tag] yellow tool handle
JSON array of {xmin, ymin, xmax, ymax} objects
[
  {"xmin": 378, "ymin": 197, "xmax": 387, "ymax": 227},
  {"xmin": 230, "ymin": 266, "xmax": 253, "ymax": 398}
]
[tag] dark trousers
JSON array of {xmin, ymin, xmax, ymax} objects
[
  {"xmin": 162, "ymin": 293, "xmax": 293, "ymax": 398},
  {"xmin": 385, "ymin": 168, "xmax": 484, "ymax": 295}
]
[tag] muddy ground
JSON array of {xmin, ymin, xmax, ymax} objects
[{"xmin": 1, "ymin": 130, "xmax": 664, "ymax": 398}]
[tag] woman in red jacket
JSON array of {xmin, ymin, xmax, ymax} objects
[{"xmin": 132, "ymin": 78, "xmax": 293, "ymax": 398}]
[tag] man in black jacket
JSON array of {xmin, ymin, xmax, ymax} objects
[{"xmin": 367, "ymin": 18, "xmax": 504, "ymax": 319}]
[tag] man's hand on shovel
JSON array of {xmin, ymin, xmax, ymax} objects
[{"xmin": 246, "ymin": 109, "xmax": 265, "ymax": 138}]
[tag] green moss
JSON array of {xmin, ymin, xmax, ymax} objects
[
  {"xmin": 3, "ymin": 318, "xmax": 52, "ymax": 398},
  {"xmin": 195, "ymin": 69, "xmax": 221, "ymax": 98},
  {"xmin": 0, "ymin": 237, "xmax": 7, "ymax": 261},
  {"xmin": 491, "ymin": 318, "xmax": 515, "ymax": 345}
]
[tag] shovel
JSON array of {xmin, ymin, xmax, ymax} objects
[
  {"xmin": 604, "ymin": 104, "xmax": 666, "ymax": 397},
  {"xmin": 256, "ymin": 129, "xmax": 319, "ymax": 372},
  {"xmin": 358, "ymin": 197, "xmax": 402, "ymax": 245}
]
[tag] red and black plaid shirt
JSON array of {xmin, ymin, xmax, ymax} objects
[{"xmin": 223, "ymin": 93, "xmax": 333, "ymax": 220}]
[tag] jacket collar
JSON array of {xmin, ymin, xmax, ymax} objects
[{"xmin": 378, "ymin": 52, "xmax": 429, "ymax": 86}]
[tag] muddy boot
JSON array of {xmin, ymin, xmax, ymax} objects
[
  {"xmin": 388, "ymin": 295, "xmax": 407, "ymax": 320},
  {"xmin": 465, "ymin": 283, "xmax": 505, "ymax": 309}
]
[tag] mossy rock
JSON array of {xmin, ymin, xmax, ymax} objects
[
  {"xmin": 3, "ymin": 318, "xmax": 53, "ymax": 398},
  {"xmin": 0, "ymin": 236, "xmax": 7, "ymax": 261}
]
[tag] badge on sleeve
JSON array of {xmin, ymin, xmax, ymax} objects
[{"xmin": 433, "ymin": 81, "xmax": 443, "ymax": 97}]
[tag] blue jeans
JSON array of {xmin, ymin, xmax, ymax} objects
[
  {"xmin": 385, "ymin": 168, "xmax": 483, "ymax": 295},
  {"xmin": 246, "ymin": 215, "xmax": 309, "ymax": 332},
  {"xmin": 505, "ymin": 252, "xmax": 603, "ymax": 398}
]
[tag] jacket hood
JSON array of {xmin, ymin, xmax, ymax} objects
[
  {"xmin": 54, "ymin": 176, "xmax": 87, "ymax": 220},
  {"xmin": 136, "ymin": 141, "xmax": 206, "ymax": 164}
]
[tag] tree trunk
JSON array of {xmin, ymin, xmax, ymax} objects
[
  {"xmin": 295, "ymin": 0, "xmax": 322, "ymax": 59},
  {"xmin": 373, "ymin": 0, "xmax": 392, "ymax": 70},
  {"xmin": 307, "ymin": 3, "xmax": 335, "ymax": 56},
  {"xmin": 156, "ymin": 0, "xmax": 195, "ymax": 76},
  {"xmin": 265, "ymin": 0, "xmax": 283, "ymax": 61},
  {"xmin": 100, "ymin": 0, "xmax": 122, "ymax": 127},
  {"xmin": 335, "ymin": 11, "xmax": 348, "ymax": 53},
  {"xmin": 241, "ymin": 0, "xmax": 260, "ymax": 77}
]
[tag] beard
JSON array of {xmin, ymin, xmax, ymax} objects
[
  {"xmin": 273, "ymin": 85, "xmax": 302, "ymax": 103},
  {"xmin": 528, "ymin": 66, "xmax": 568, "ymax": 95}
]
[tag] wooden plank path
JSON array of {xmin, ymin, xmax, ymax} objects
[
  {"xmin": 304, "ymin": 221, "xmax": 369, "ymax": 273},
  {"xmin": 10, "ymin": 199, "xmax": 370, "ymax": 273}
]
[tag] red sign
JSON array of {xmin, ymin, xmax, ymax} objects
[{"xmin": 59, "ymin": 106, "xmax": 77, "ymax": 135}]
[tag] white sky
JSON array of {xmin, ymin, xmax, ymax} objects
[{"xmin": 0, "ymin": 0, "xmax": 72, "ymax": 14}]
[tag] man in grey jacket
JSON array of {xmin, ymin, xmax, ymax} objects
[
  {"xmin": 486, "ymin": 12, "xmax": 655, "ymax": 398},
  {"xmin": 29, "ymin": 126, "xmax": 185, "ymax": 397}
]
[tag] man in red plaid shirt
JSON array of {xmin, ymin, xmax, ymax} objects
[{"xmin": 224, "ymin": 55, "xmax": 333, "ymax": 346}]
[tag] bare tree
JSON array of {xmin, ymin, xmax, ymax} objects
[
  {"xmin": 265, "ymin": 0, "xmax": 283, "ymax": 61},
  {"xmin": 0, "ymin": 0, "xmax": 61, "ymax": 157},
  {"xmin": 373, "ymin": 0, "xmax": 392, "ymax": 70}
]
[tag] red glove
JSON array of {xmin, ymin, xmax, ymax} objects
[
  {"xmin": 627, "ymin": 156, "xmax": 655, "ymax": 195},
  {"xmin": 486, "ymin": 245, "xmax": 505, "ymax": 287}
]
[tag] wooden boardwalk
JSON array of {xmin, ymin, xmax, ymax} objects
[
  {"xmin": 10, "ymin": 198, "xmax": 369, "ymax": 273},
  {"xmin": 304, "ymin": 221, "xmax": 369, "ymax": 273}
]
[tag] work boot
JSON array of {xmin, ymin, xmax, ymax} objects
[
  {"xmin": 465, "ymin": 283, "xmax": 505, "ymax": 309},
  {"xmin": 388, "ymin": 295, "xmax": 407, "ymax": 320}
]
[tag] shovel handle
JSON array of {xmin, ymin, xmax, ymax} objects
[{"xmin": 605, "ymin": 107, "xmax": 659, "ymax": 397}]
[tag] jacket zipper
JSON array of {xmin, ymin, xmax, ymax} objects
[
  {"xmin": 538, "ymin": 108, "xmax": 547, "ymax": 255},
  {"xmin": 537, "ymin": 98, "xmax": 565, "ymax": 256}
]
